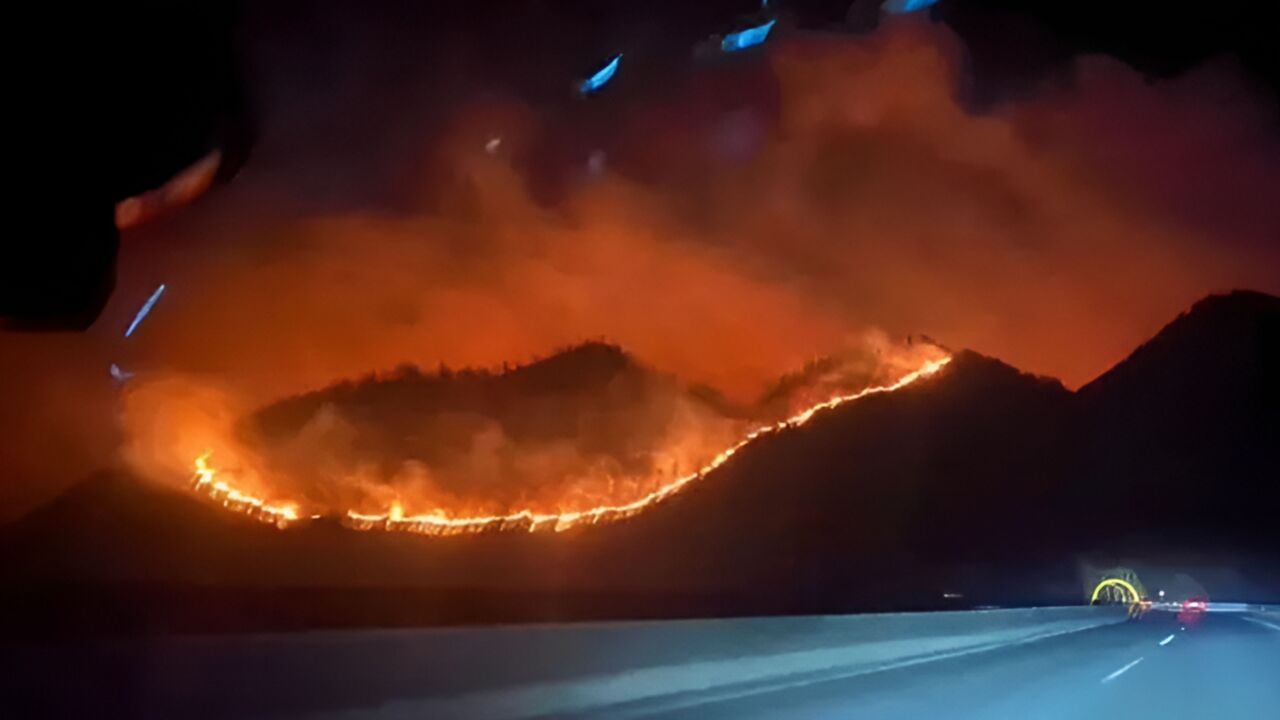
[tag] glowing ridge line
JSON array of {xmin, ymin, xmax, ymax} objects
[{"xmin": 192, "ymin": 356, "xmax": 950, "ymax": 535}]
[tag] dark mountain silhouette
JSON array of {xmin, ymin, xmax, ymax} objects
[
  {"xmin": 243, "ymin": 341, "xmax": 745, "ymax": 514},
  {"xmin": 2, "ymin": 291, "xmax": 1277, "ymax": 633},
  {"xmin": 1071, "ymin": 291, "xmax": 1280, "ymax": 552},
  {"xmin": 556, "ymin": 351, "xmax": 1081, "ymax": 605},
  {"xmin": 573, "ymin": 300, "xmax": 1279, "ymax": 601},
  {"xmin": 253, "ymin": 341, "xmax": 709, "ymax": 451}
]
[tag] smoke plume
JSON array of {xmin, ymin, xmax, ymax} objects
[{"xmin": 3, "ymin": 15, "xmax": 1277, "ymax": 518}]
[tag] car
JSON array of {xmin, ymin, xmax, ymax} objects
[{"xmin": 1178, "ymin": 596, "xmax": 1210, "ymax": 625}]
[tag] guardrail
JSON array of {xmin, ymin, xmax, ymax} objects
[
  {"xmin": 1147, "ymin": 601, "xmax": 1276, "ymax": 614},
  {"xmin": 4, "ymin": 606, "xmax": 1129, "ymax": 719},
  {"xmin": 1249, "ymin": 605, "xmax": 1280, "ymax": 620}
]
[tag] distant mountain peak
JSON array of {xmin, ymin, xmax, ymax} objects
[
  {"xmin": 251, "ymin": 340, "xmax": 651, "ymax": 437},
  {"xmin": 1079, "ymin": 289, "xmax": 1279, "ymax": 398},
  {"xmin": 1187, "ymin": 289, "xmax": 1278, "ymax": 314}
]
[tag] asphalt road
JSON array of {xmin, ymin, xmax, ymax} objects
[{"xmin": 571, "ymin": 612, "xmax": 1280, "ymax": 720}]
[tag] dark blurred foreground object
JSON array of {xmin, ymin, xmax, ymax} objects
[{"xmin": 2, "ymin": 2, "xmax": 252, "ymax": 331}]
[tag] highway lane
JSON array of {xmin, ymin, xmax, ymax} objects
[{"xmin": 573, "ymin": 612, "xmax": 1280, "ymax": 719}]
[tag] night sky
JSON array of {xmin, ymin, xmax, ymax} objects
[{"xmin": 2, "ymin": 0, "xmax": 1278, "ymax": 518}]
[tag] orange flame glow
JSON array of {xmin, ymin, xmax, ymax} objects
[
  {"xmin": 193, "ymin": 453, "xmax": 300, "ymax": 528},
  {"xmin": 189, "ymin": 355, "xmax": 951, "ymax": 535}
]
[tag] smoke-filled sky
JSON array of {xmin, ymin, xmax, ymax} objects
[{"xmin": 2, "ymin": 2, "xmax": 1278, "ymax": 518}]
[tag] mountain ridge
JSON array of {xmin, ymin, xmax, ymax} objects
[{"xmin": 3, "ymin": 290, "xmax": 1276, "ymax": 623}]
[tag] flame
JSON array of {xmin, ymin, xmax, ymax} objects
[
  {"xmin": 193, "ymin": 453, "xmax": 300, "ymax": 528},
  {"xmin": 188, "ymin": 355, "xmax": 951, "ymax": 535}
]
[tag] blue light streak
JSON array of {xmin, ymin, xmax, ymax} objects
[
  {"xmin": 124, "ymin": 283, "xmax": 166, "ymax": 337},
  {"xmin": 884, "ymin": 0, "xmax": 939, "ymax": 14},
  {"xmin": 721, "ymin": 19, "xmax": 776, "ymax": 53},
  {"xmin": 580, "ymin": 54, "xmax": 622, "ymax": 94}
]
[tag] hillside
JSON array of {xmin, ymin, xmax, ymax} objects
[
  {"xmin": 3, "ymin": 292, "xmax": 1278, "ymax": 630},
  {"xmin": 1073, "ymin": 291, "xmax": 1280, "ymax": 551},
  {"xmin": 242, "ymin": 342, "xmax": 746, "ymax": 517}
]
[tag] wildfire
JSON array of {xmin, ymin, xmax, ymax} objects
[
  {"xmin": 193, "ymin": 453, "xmax": 300, "ymax": 528},
  {"xmin": 189, "ymin": 355, "xmax": 951, "ymax": 535}
]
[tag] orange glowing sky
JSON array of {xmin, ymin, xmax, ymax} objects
[{"xmin": 2, "ymin": 18, "xmax": 1278, "ymax": 519}]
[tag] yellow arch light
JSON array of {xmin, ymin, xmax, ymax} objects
[{"xmin": 1090, "ymin": 578, "xmax": 1142, "ymax": 605}]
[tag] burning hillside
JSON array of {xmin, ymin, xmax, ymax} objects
[
  {"xmin": 5, "ymin": 293, "xmax": 1278, "ymax": 629},
  {"xmin": 122, "ymin": 341, "xmax": 950, "ymax": 535}
]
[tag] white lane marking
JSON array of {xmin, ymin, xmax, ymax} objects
[
  {"xmin": 1159, "ymin": 634, "xmax": 1175, "ymax": 646},
  {"xmin": 1102, "ymin": 657, "xmax": 1144, "ymax": 683},
  {"xmin": 1241, "ymin": 616, "xmax": 1280, "ymax": 632}
]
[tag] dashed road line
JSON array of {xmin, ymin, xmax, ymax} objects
[
  {"xmin": 1159, "ymin": 634, "xmax": 1175, "ymax": 646},
  {"xmin": 1102, "ymin": 657, "xmax": 1144, "ymax": 683}
]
